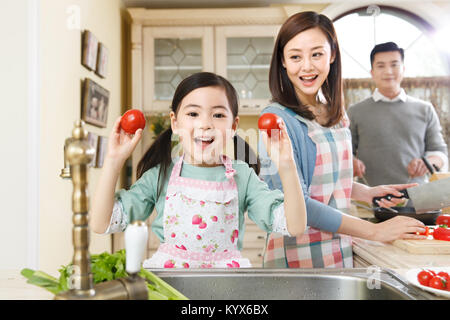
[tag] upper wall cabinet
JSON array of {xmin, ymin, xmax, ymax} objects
[
  {"xmin": 127, "ymin": 7, "xmax": 296, "ymax": 116},
  {"xmin": 142, "ymin": 26, "xmax": 214, "ymax": 113},
  {"xmin": 215, "ymin": 25, "xmax": 279, "ymax": 115}
]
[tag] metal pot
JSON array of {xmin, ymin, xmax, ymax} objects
[{"xmin": 373, "ymin": 206, "xmax": 441, "ymax": 225}]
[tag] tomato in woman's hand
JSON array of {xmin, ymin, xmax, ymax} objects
[
  {"xmin": 433, "ymin": 225, "xmax": 450, "ymax": 241},
  {"xmin": 436, "ymin": 215, "xmax": 450, "ymax": 227},
  {"xmin": 417, "ymin": 270, "xmax": 434, "ymax": 286},
  {"xmin": 120, "ymin": 109, "xmax": 146, "ymax": 134},
  {"xmin": 428, "ymin": 276, "xmax": 447, "ymax": 290},
  {"xmin": 258, "ymin": 113, "xmax": 282, "ymax": 137}
]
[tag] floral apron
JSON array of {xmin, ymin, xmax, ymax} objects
[
  {"xmin": 143, "ymin": 154, "xmax": 251, "ymax": 268},
  {"xmin": 264, "ymin": 112, "xmax": 354, "ymax": 268}
]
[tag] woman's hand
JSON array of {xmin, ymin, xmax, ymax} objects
[
  {"xmin": 352, "ymin": 182, "xmax": 418, "ymax": 208},
  {"xmin": 260, "ymin": 120, "xmax": 296, "ymax": 173},
  {"xmin": 371, "ymin": 215, "xmax": 426, "ymax": 242},
  {"xmin": 106, "ymin": 116, "xmax": 143, "ymax": 165}
]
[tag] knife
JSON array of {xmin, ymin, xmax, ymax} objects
[
  {"xmin": 372, "ymin": 177, "xmax": 450, "ymax": 213},
  {"xmin": 421, "ymin": 156, "xmax": 435, "ymax": 175}
]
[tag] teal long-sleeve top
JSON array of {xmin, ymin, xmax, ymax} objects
[{"xmin": 116, "ymin": 158, "xmax": 285, "ymax": 250}]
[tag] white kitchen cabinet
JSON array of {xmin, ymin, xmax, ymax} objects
[
  {"xmin": 215, "ymin": 25, "xmax": 280, "ymax": 115},
  {"xmin": 142, "ymin": 26, "xmax": 214, "ymax": 114}
]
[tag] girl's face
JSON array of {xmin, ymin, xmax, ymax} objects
[
  {"xmin": 282, "ymin": 27, "xmax": 335, "ymax": 105},
  {"xmin": 170, "ymin": 86, "xmax": 239, "ymax": 167}
]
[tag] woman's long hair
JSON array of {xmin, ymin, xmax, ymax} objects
[
  {"xmin": 136, "ymin": 72, "xmax": 260, "ymax": 197},
  {"xmin": 269, "ymin": 11, "xmax": 344, "ymax": 127}
]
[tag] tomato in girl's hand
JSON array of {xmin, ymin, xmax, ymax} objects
[
  {"xmin": 417, "ymin": 270, "xmax": 434, "ymax": 286},
  {"xmin": 258, "ymin": 113, "xmax": 282, "ymax": 137},
  {"xmin": 436, "ymin": 215, "xmax": 450, "ymax": 227},
  {"xmin": 120, "ymin": 109, "xmax": 146, "ymax": 134},
  {"xmin": 428, "ymin": 276, "xmax": 447, "ymax": 290}
]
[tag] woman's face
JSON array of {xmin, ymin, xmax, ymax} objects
[
  {"xmin": 170, "ymin": 86, "xmax": 238, "ymax": 167},
  {"xmin": 282, "ymin": 27, "xmax": 335, "ymax": 105}
]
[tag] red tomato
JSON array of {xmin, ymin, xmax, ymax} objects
[
  {"xmin": 426, "ymin": 269, "xmax": 437, "ymax": 277},
  {"xmin": 417, "ymin": 270, "xmax": 433, "ymax": 286},
  {"xmin": 437, "ymin": 272, "xmax": 450, "ymax": 285},
  {"xmin": 433, "ymin": 226, "xmax": 450, "ymax": 241},
  {"xmin": 436, "ymin": 215, "xmax": 450, "ymax": 227},
  {"xmin": 120, "ymin": 109, "xmax": 146, "ymax": 134},
  {"xmin": 417, "ymin": 226, "xmax": 430, "ymax": 236},
  {"xmin": 428, "ymin": 276, "xmax": 447, "ymax": 290},
  {"xmin": 258, "ymin": 113, "xmax": 282, "ymax": 137}
]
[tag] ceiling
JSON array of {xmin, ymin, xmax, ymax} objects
[{"xmin": 122, "ymin": 0, "xmax": 309, "ymax": 9}]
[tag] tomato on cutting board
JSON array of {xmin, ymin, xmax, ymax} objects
[
  {"xmin": 417, "ymin": 226, "xmax": 430, "ymax": 236},
  {"xmin": 258, "ymin": 113, "xmax": 282, "ymax": 137},
  {"xmin": 436, "ymin": 215, "xmax": 450, "ymax": 227},
  {"xmin": 120, "ymin": 109, "xmax": 146, "ymax": 134},
  {"xmin": 433, "ymin": 225, "xmax": 450, "ymax": 241}
]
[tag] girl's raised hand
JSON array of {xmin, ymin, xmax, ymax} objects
[
  {"xmin": 260, "ymin": 120, "xmax": 295, "ymax": 172},
  {"xmin": 106, "ymin": 116, "xmax": 143, "ymax": 163}
]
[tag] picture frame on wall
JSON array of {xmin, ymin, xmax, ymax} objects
[
  {"xmin": 96, "ymin": 136, "xmax": 108, "ymax": 168},
  {"xmin": 81, "ymin": 78, "xmax": 109, "ymax": 128},
  {"xmin": 87, "ymin": 132, "xmax": 98, "ymax": 168},
  {"xmin": 82, "ymin": 30, "xmax": 99, "ymax": 71},
  {"xmin": 95, "ymin": 43, "xmax": 109, "ymax": 78}
]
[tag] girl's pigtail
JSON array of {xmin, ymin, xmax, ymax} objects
[
  {"xmin": 136, "ymin": 127, "xmax": 173, "ymax": 198},
  {"xmin": 233, "ymin": 135, "xmax": 260, "ymax": 175}
]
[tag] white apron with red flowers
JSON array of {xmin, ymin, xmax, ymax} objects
[{"xmin": 143, "ymin": 155, "xmax": 251, "ymax": 268}]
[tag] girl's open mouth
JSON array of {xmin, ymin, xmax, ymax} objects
[
  {"xmin": 299, "ymin": 75, "xmax": 318, "ymax": 86},
  {"xmin": 194, "ymin": 136, "xmax": 215, "ymax": 150}
]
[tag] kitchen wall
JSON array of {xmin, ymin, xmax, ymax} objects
[
  {"xmin": 37, "ymin": 0, "xmax": 128, "ymax": 272},
  {"xmin": 0, "ymin": 0, "xmax": 35, "ymax": 270}
]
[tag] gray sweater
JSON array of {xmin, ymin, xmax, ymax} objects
[{"xmin": 348, "ymin": 96, "xmax": 448, "ymax": 186}]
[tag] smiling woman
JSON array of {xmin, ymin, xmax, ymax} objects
[{"xmin": 258, "ymin": 11, "xmax": 427, "ymax": 269}]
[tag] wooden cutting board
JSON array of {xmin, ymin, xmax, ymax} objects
[{"xmin": 393, "ymin": 239, "xmax": 450, "ymax": 255}]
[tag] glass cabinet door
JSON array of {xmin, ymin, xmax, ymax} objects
[
  {"xmin": 216, "ymin": 25, "xmax": 280, "ymax": 115},
  {"xmin": 154, "ymin": 38, "xmax": 203, "ymax": 101},
  {"xmin": 143, "ymin": 26, "xmax": 214, "ymax": 113}
]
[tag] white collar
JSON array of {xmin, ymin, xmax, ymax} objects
[{"xmin": 372, "ymin": 88, "xmax": 407, "ymax": 103}]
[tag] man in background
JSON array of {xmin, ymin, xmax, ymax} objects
[{"xmin": 348, "ymin": 42, "xmax": 448, "ymax": 186}]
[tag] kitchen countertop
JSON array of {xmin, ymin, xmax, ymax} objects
[
  {"xmin": 350, "ymin": 204, "xmax": 450, "ymax": 268},
  {"xmin": 352, "ymin": 237, "xmax": 450, "ymax": 269},
  {"xmin": 1, "ymin": 269, "xmax": 53, "ymax": 300}
]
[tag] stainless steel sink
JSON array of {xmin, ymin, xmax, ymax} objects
[{"xmin": 148, "ymin": 268, "xmax": 432, "ymax": 300}]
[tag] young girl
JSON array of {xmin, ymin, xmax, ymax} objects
[
  {"xmin": 258, "ymin": 11, "xmax": 426, "ymax": 268},
  {"xmin": 90, "ymin": 72, "xmax": 307, "ymax": 268}
]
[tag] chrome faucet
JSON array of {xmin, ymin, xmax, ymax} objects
[{"xmin": 55, "ymin": 120, "xmax": 148, "ymax": 300}]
